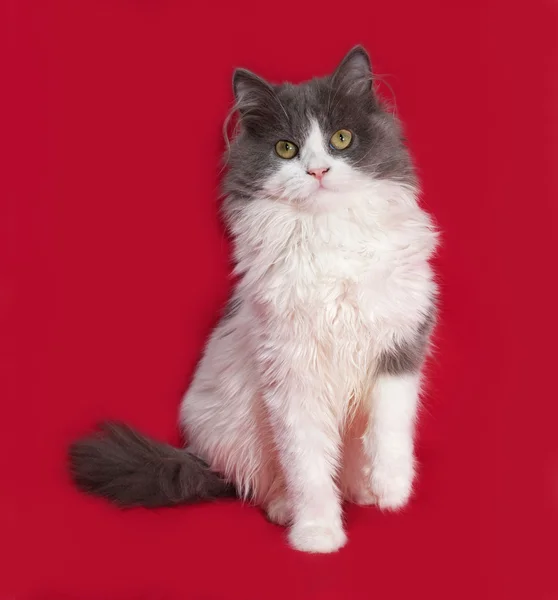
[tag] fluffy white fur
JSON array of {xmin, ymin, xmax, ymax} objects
[{"xmin": 180, "ymin": 122, "xmax": 438, "ymax": 553}]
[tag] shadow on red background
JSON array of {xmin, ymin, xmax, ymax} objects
[{"xmin": 2, "ymin": 1, "xmax": 558, "ymax": 598}]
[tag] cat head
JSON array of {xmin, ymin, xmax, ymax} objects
[{"xmin": 224, "ymin": 46, "xmax": 414, "ymax": 214}]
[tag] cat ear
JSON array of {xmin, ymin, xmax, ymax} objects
[
  {"xmin": 332, "ymin": 46, "xmax": 373, "ymax": 96},
  {"xmin": 232, "ymin": 68, "xmax": 275, "ymax": 111}
]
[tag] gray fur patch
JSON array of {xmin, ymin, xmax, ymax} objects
[
  {"xmin": 377, "ymin": 309, "xmax": 436, "ymax": 376},
  {"xmin": 69, "ymin": 422, "xmax": 235, "ymax": 508}
]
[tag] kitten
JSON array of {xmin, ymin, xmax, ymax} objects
[{"xmin": 70, "ymin": 46, "xmax": 439, "ymax": 554}]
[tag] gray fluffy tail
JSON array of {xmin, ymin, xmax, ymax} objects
[{"xmin": 69, "ymin": 422, "xmax": 235, "ymax": 508}]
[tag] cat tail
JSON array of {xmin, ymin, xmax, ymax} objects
[{"xmin": 69, "ymin": 421, "xmax": 236, "ymax": 507}]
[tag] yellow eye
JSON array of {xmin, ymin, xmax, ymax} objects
[
  {"xmin": 275, "ymin": 140, "xmax": 299, "ymax": 159},
  {"xmin": 330, "ymin": 129, "xmax": 353, "ymax": 150}
]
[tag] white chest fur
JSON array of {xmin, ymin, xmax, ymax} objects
[{"xmin": 232, "ymin": 181, "xmax": 438, "ymax": 352}]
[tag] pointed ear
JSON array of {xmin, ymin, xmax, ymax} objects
[
  {"xmin": 232, "ymin": 68, "xmax": 275, "ymax": 111},
  {"xmin": 332, "ymin": 46, "xmax": 373, "ymax": 96}
]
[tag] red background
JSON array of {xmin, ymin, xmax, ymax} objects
[{"xmin": 3, "ymin": 1, "xmax": 558, "ymax": 598}]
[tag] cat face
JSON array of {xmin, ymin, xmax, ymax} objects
[{"xmin": 224, "ymin": 47, "xmax": 414, "ymax": 213}]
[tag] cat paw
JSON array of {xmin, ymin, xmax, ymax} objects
[
  {"xmin": 371, "ymin": 464, "xmax": 414, "ymax": 511},
  {"xmin": 288, "ymin": 521, "xmax": 347, "ymax": 554},
  {"xmin": 265, "ymin": 495, "xmax": 291, "ymax": 526},
  {"xmin": 351, "ymin": 487, "xmax": 378, "ymax": 506}
]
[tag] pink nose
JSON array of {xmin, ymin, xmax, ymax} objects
[{"xmin": 307, "ymin": 167, "xmax": 330, "ymax": 180}]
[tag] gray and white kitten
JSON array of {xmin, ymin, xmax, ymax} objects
[{"xmin": 70, "ymin": 46, "xmax": 438, "ymax": 554}]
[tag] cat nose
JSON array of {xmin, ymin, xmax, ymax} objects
[{"xmin": 307, "ymin": 167, "xmax": 330, "ymax": 180}]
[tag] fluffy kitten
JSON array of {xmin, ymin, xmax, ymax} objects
[{"xmin": 70, "ymin": 46, "xmax": 439, "ymax": 554}]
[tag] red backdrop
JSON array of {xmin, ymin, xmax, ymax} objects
[{"xmin": 3, "ymin": 1, "xmax": 558, "ymax": 598}]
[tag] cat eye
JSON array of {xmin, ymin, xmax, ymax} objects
[
  {"xmin": 330, "ymin": 129, "xmax": 353, "ymax": 150},
  {"xmin": 275, "ymin": 140, "xmax": 299, "ymax": 159}
]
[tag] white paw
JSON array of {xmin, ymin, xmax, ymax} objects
[
  {"xmin": 288, "ymin": 521, "xmax": 347, "ymax": 554},
  {"xmin": 265, "ymin": 495, "xmax": 291, "ymax": 526},
  {"xmin": 371, "ymin": 463, "xmax": 414, "ymax": 511},
  {"xmin": 351, "ymin": 486, "xmax": 378, "ymax": 506}
]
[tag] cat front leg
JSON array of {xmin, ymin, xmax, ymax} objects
[
  {"xmin": 267, "ymin": 385, "xmax": 346, "ymax": 552},
  {"xmin": 262, "ymin": 353, "xmax": 346, "ymax": 553},
  {"xmin": 364, "ymin": 369, "xmax": 421, "ymax": 510},
  {"xmin": 359, "ymin": 310, "xmax": 433, "ymax": 510}
]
